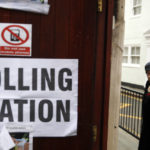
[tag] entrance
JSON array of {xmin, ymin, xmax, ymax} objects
[{"xmin": 0, "ymin": 0, "xmax": 113, "ymax": 150}]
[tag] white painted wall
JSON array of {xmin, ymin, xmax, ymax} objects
[{"xmin": 121, "ymin": 0, "xmax": 150, "ymax": 86}]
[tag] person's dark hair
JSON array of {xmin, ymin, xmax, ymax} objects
[{"xmin": 145, "ymin": 62, "xmax": 150, "ymax": 73}]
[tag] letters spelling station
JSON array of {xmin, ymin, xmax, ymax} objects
[{"xmin": 0, "ymin": 62, "xmax": 75, "ymax": 123}]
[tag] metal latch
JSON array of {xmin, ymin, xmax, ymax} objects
[
  {"xmin": 98, "ymin": 0, "xmax": 103, "ymax": 12},
  {"xmin": 93, "ymin": 125, "xmax": 97, "ymax": 142}
]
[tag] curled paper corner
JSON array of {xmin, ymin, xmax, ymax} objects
[
  {"xmin": 0, "ymin": 2, "xmax": 50, "ymax": 15},
  {"xmin": 0, "ymin": 125, "xmax": 15, "ymax": 150}
]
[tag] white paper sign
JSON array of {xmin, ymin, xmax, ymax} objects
[
  {"xmin": 0, "ymin": 0, "xmax": 50, "ymax": 15},
  {"xmin": 0, "ymin": 58, "xmax": 78, "ymax": 137}
]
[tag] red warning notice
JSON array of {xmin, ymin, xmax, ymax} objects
[{"xmin": 0, "ymin": 23, "xmax": 32, "ymax": 56}]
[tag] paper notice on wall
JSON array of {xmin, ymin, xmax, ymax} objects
[
  {"xmin": 7, "ymin": 124, "xmax": 33, "ymax": 150},
  {"xmin": 0, "ymin": 58, "xmax": 78, "ymax": 137},
  {"xmin": 0, "ymin": 0, "xmax": 50, "ymax": 15}
]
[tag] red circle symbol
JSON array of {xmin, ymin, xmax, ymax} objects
[{"xmin": 1, "ymin": 25, "xmax": 29, "ymax": 46}]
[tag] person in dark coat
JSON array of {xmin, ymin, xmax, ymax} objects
[{"xmin": 138, "ymin": 62, "xmax": 150, "ymax": 150}]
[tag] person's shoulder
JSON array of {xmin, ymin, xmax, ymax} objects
[{"xmin": 145, "ymin": 80, "xmax": 150, "ymax": 88}]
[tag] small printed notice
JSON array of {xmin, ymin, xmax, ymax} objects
[
  {"xmin": 0, "ymin": 58, "xmax": 78, "ymax": 138},
  {"xmin": 10, "ymin": 132, "xmax": 31, "ymax": 150},
  {"xmin": 8, "ymin": 124, "xmax": 33, "ymax": 150},
  {"xmin": 0, "ymin": 23, "xmax": 32, "ymax": 57},
  {"xmin": 0, "ymin": 0, "xmax": 50, "ymax": 15}
]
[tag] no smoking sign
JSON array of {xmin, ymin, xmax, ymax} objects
[{"xmin": 0, "ymin": 23, "xmax": 32, "ymax": 56}]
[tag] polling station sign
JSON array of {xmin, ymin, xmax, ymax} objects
[
  {"xmin": 0, "ymin": 58, "xmax": 78, "ymax": 137},
  {"xmin": 0, "ymin": 23, "xmax": 32, "ymax": 57}
]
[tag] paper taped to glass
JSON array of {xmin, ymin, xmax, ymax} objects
[{"xmin": 0, "ymin": 0, "xmax": 50, "ymax": 15}]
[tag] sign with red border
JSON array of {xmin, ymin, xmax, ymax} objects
[{"xmin": 0, "ymin": 23, "xmax": 32, "ymax": 56}]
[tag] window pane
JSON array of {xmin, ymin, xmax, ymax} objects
[
  {"xmin": 123, "ymin": 56, "xmax": 128, "ymax": 63},
  {"xmin": 137, "ymin": 7, "xmax": 141, "ymax": 13},
  {"xmin": 131, "ymin": 57, "xmax": 134, "ymax": 64},
  {"xmin": 136, "ymin": 47, "xmax": 140, "ymax": 55},
  {"xmin": 124, "ymin": 47, "xmax": 128, "ymax": 55},
  {"xmin": 131, "ymin": 57, "xmax": 135, "ymax": 64},
  {"xmin": 131, "ymin": 47, "xmax": 135, "ymax": 55},
  {"xmin": 133, "ymin": 0, "xmax": 137, "ymax": 5},
  {"xmin": 137, "ymin": 57, "xmax": 140, "ymax": 64},
  {"xmin": 137, "ymin": 0, "xmax": 142, "ymax": 4},
  {"xmin": 131, "ymin": 56, "xmax": 140, "ymax": 64},
  {"xmin": 134, "ymin": 7, "xmax": 141, "ymax": 15},
  {"xmin": 134, "ymin": 0, "xmax": 141, "ymax": 5}
]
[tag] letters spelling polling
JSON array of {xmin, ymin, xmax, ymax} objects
[
  {"xmin": 4, "ymin": 68, "xmax": 72, "ymax": 91},
  {"xmin": 0, "ymin": 68, "xmax": 73, "ymax": 122}
]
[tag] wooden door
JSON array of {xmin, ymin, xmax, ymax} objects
[{"xmin": 0, "ymin": 0, "xmax": 113, "ymax": 150}]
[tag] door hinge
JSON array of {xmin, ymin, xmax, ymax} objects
[
  {"xmin": 93, "ymin": 125, "xmax": 97, "ymax": 142},
  {"xmin": 98, "ymin": 0, "xmax": 103, "ymax": 12}
]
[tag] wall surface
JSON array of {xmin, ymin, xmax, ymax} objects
[
  {"xmin": 107, "ymin": 0, "xmax": 125, "ymax": 150},
  {"xmin": 121, "ymin": 0, "xmax": 150, "ymax": 86}
]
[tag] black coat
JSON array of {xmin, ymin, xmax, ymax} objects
[{"xmin": 138, "ymin": 81, "xmax": 150, "ymax": 150}]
